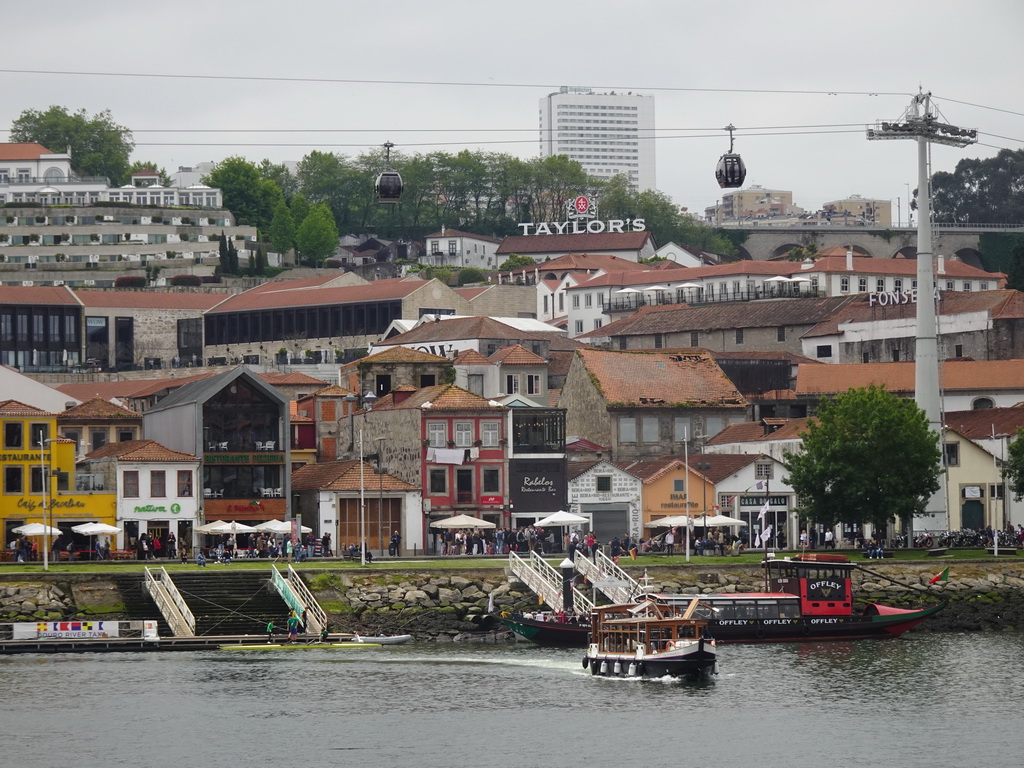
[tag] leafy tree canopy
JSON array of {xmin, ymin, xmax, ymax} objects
[
  {"xmin": 498, "ymin": 254, "xmax": 536, "ymax": 271},
  {"xmin": 267, "ymin": 200, "xmax": 296, "ymax": 257},
  {"xmin": 295, "ymin": 202, "xmax": 339, "ymax": 267},
  {"xmin": 10, "ymin": 106, "xmax": 134, "ymax": 185},
  {"xmin": 931, "ymin": 149, "xmax": 1024, "ymax": 225},
  {"xmin": 203, "ymin": 156, "xmax": 283, "ymax": 231},
  {"xmin": 1003, "ymin": 428, "xmax": 1024, "ymax": 501},
  {"xmin": 783, "ymin": 385, "xmax": 941, "ymax": 529}
]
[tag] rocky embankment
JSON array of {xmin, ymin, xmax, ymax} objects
[{"xmin": 1, "ymin": 560, "xmax": 1023, "ymax": 639}]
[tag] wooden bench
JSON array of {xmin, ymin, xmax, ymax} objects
[
  {"xmin": 987, "ymin": 548, "xmax": 1019, "ymax": 556},
  {"xmin": 926, "ymin": 548, "xmax": 949, "ymax": 557}
]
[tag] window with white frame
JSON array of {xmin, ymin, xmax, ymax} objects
[
  {"xmin": 755, "ymin": 462, "xmax": 773, "ymax": 480},
  {"xmin": 894, "ymin": 278, "xmax": 902, "ymax": 291},
  {"xmin": 585, "ymin": 293, "xmax": 593, "ymax": 308},
  {"xmin": 505, "ymin": 374, "xmax": 520, "ymax": 394},
  {"xmin": 526, "ymin": 374, "xmax": 542, "ymax": 395},
  {"xmin": 572, "ymin": 294, "xmax": 580, "ymax": 308},
  {"xmin": 876, "ymin": 277, "xmax": 885, "ymax": 292},
  {"xmin": 150, "ymin": 470, "xmax": 166, "ymax": 497},
  {"xmin": 858, "ymin": 277, "xmax": 867, "ymax": 292},
  {"xmin": 481, "ymin": 422, "xmax": 500, "ymax": 447},
  {"xmin": 427, "ymin": 421, "xmax": 447, "ymax": 447},
  {"xmin": 454, "ymin": 422, "xmax": 473, "ymax": 447},
  {"xmin": 574, "ymin": 320, "xmax": 584, "ymax": 334},
  {"xmin": 963, "ymin": 281, "xmax": 972, "ymax": 292}
]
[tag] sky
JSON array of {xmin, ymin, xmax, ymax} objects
[{"xmin": 1, "ymin": 0, "xmax": 1022, "ymax": 225}]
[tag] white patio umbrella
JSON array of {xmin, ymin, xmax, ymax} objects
[
  {"xmin": 642, "ymin": 284, "xmax": 669, "ymax": 291},
  {"xmin": 534, "ymin": 510, "xmax": 589, "ymax": 527},
  {"xmin": 13, "ymin": 522, "xmax": 62, "ymax": 536},
  {"xmin": 615, "ymin": 287, "xmax": 643, "ymax": 294},
  {"xmin": 646, "ymin": 515, "xmax": 692, "ymax": 528},
  {"xmin": 255, "ymin": 519, "xmax": 311, "ymax": 534},
  {"xmin": 208, "ymin": 521, "xmax": 258, "ymax": 534},
  {"xmin": 677, "ymin": 281, "xmax": 704, "ymax": 289},
  {"xmin": 763, "ymin": 276, "xmax": 791, "ymax": 283},
  {"xmin": 194, "ymin": 520, "xmax": 229, "ymax": 534},
  {"xmin": 429, "ymin": 514, "xmax": 496, "ymax": 529},
  {"xmin": 693, "ymin": 513, "xmax": 745, "ymax": 527},
  {"xmin": 789, "ymin": 276, "xmax": 812, "ymax": 283},
  {"xmin": 72, "ymin": 522, "xmax": 122, "ymax": 535}
]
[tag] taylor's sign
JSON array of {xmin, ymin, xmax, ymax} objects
[{"xmin": 516, "ymin": 195, "xmax": 645, "ymax": 236}]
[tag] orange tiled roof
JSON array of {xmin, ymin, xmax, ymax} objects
[
  {"xmin": 706, "ymin": 419, "xmax": 813, "ymax": 446},
  {"xmin": 496, "ymin": 232, "xmax": 654, "ymax": 256},
  {"xmin": 260, "ymin": 371, "xmax": 330, "ymax": 386},
  {"xmin": 341, "ymin": 346, "xmax": 452, "ymax": 371},
  {"xmin": 453, "ymin": 348, "xmax": 492, "ymax": 366},
  {"xmin": 507, "ymin": 252, "xmax": 655, "ymax": 277},
  {"xmin": 382, "ymin": 316, "xmax": 563, "ymax": 345},
  {"xmin": 0, "ymin": 399, "xmax": 51, "ymax": 416},
  {"xmin": 310, "ymin": 384, "xmax": 356, "ymax": 397},
  {"xmin": 797, "ymin": 359, "xmax": 1024, "ymax": 395},
  {"xmin": 944, "ymin": 406, "xmax": 1024, "ymax": 439},
  {"xmin": 291, "ymin": 460, "xmax": 417, "ymax": 492},
  {"xmin": 372, "ymin": 384, "xmax": 502, "ymax": 412},
  {"xmin": 58, "ymin": 397, "xmax": 141, "ymax": 421},
  {"xmin": 489, "ymin": 344, "xmax": 547, "ymax": 366},
  {"xmin": 0, "ymin": 142, "xmax": 55, "ymax": 160},
  {"xmin": 84, "ymin": 439, "xmax": 197, "ymax": 462},
  {"xmin": 0, "ymin": 286, "xmax": 79, "ymax": 305},
  {"xmin": 71, "ymin": 290, "xmax": 228, "ymax": 310},
  {"xmin": 575, "ymin": 349, "xmax": 746, "ymax": 408}
]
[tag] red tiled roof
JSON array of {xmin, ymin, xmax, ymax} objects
[
  {"xmin": 944, "ymin": 406, "xmax": 1024, "ymax": 439},
  {"xmin": 797, "ymin": 360, "xmax": 1024, "ymax": 395},
  {"xmin": 0, "ymin": 399, "xmax": 51, "ymax": 416},
  {"xmin": 380, "ymin": 316, "xmax": 563, "ymax": 345},
  {"xmin": 340, "ymin": 346, "xmax": 451, "ymax": 371},
  {"xmin": 454, "ymin": 286, "xmax": 491, "ymax": 299},
  {"xmin": 489, "ymin": 344, "xmax": 547, "ymax": 366},
  {"xmin": 373, "ymin": 384, "xmax": 503, "ymax": 412},
  {"xmin": 566, "ymin": 437, "xmax": 611, "ymax": 453},
  {"xmin": 291, "ymin": 460, "xmax": 417, "ymax": 492},
  {"xmin": 453, "ymin": 348, "xmax": 492, "ymax": 366},
  {"xmin": 507, "ymin": 252, "xmax": 654, "ymax": 276},
  {"xmin": 616, "ymin": 456, "xmax": 689, "ymax": 484},
  {"xmin": 706, "ymin": 419, "xmax": 812, "ymax": 446},
  {"xmin": 260, "ymin": 372, "xmax": 329, "ymax": 386},
  {"xmin": 84, "ymin": 439, "xmax": 197, "ymax": 462},
  {"xmin": 58, "ymin": 397, "xmax": 141, "ymax": 421},
  {"xmin": 0, "ymin": 142, "xmax": 56, "ymax": 160},
  {"xmin": 497, "ymin": 232, "xmax": 654, "ymax": 256},
  {"xmin": 72, "ymin": 290, "xmax": 227, "ymax": 310},
  {"xmin": 207, "ymin": 276, "xmax": 431, "ymax": 313},
  {"xmin": 803, "ymin": 290, "xmax": 1024, "ymax": 338},
  {"xmin": 684, "ymin": 453, "xmax": 769, "ymax": 483},
  {"xmin": 575, "ymin": 349, "xmax": 746, "ymax": 408},
  {"xmin": 0, "ymin": 286, "xmax": 79, "ymax": 306}
]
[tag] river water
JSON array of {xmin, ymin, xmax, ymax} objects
[{"xmin": 2, "ymin": 632, "xmax": 1022, "ymax": 768}]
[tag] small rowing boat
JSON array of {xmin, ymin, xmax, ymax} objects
[{"xmin": 220, "ymin": 642, "xmax": 382, "ymax": 650}]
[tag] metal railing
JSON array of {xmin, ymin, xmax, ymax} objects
[
  {"xmin": 143, "ymin": 567, "xmax": 195, "ymax": 637},
  {"xmin": 508, "ymin": 550, "xmax": 593, "ymax": 614},
  {"xmin": 269, "ymin": 565, "xmax": 326, "ymax": 636},
  {"xmin": 573, "ymin": 549, "xmax": 639, "ymax": 604}
]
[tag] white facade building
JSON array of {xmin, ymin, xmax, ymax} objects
[
  {"xmin": 539, "ymin": 87, "xmax": 656, "ymax": 191},
  {"xmin": 422, "ymin": 229, "xmax": 501, "ymax": 270}
]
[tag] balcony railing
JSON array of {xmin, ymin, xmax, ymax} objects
[{"xmin": 602, "ymin": 288, "xmax": 824, "ymax": 313}]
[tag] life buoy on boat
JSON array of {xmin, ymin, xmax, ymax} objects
[
  {"xmin": 800, "ymin": 624, "xmax": 811, "ymax": 636},
  {"xmin": 754, "ymin": 627, "xmax": 766, "ymax": 639}
]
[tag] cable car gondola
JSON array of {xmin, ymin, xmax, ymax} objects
[
  {"xmin": 715, "ymin": 124, "xmax": 746, "ymax": 189},
  {"xmin": 374, "ymin": 141, "xmax": 404, "ymax": 204}
]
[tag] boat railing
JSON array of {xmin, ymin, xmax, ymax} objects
[
  {"xmin": 143, "ymin": 567, "xmax": 195, "ymax": 637},
  {"xmin": 573, "ymin": 550, "xmax": 640, "ymax": 603}
]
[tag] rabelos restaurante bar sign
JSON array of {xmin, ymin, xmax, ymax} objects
[{"xmin": 517, "ymin": 195, "xmax": 645, "ymax": 236}]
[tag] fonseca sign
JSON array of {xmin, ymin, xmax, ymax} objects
[
  {"xmin": 867, "ymin": 285, "xmax": 941, "ymax": 307},
  {"xmin": 516, "ymin": 195, "xmax": 645, "ymax": 236}
]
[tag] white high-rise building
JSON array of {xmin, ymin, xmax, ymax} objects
[{"xmin": 539, "ymin": 86, "xmax": 656, "ymax": 191}]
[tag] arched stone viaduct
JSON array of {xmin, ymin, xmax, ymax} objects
[{"xmin": 734, "ymin": 225, "xmax": 1018, "ymax": 267}]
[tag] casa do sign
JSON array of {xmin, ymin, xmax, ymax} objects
[{"xmin": 516, "ymin": 195, "xmax": 646, "ymax": 236}]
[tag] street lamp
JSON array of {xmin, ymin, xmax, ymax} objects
[
  {"xmin": 343, "ymin": 392, "xmax": 357, "ymax": 454},
  {"xmin": 40, "ymin": 437, "xmax": 60, "ymax": 572}
]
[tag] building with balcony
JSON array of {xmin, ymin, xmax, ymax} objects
[
  {"xmin": 142, "ymin": 367, "xmax": 291, "ymax": 525},
  {"xmin": 422, "ymin": 228, "xmax": 501, "ymax": 270},
  {"xmin": 507, "ymin": 407, "xmax": 568, "ymax": 528},
  {"xmin": 1, "ymin": 399, "xmax": 116, "ymax": 549}
]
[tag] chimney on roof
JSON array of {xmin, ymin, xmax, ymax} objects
[
  {"xmin": 65, "ymin": 401, "xmax": 77, "ymax": 410},
  {"xmin": 937, "ymin": 253, "xmax": 945, "ymax": 275},
  {"xmin": 846, "ymin": 248, "xmax": 854, "ymax": 271},
  {"xmin": 393, "ymin": 387, "xmax": 416, "ymax": 405}
]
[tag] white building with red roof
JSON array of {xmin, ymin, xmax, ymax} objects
[{"xmin": 422, "ymin": 228, "xmax": 502, "ymax": 270}]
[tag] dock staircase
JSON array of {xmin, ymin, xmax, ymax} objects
[
  {"xmin": 150, "ymin": 570, "xmax": 292, "ymax": 637},
  {"xmin": 143, "ymin": 567, "xmax": 195, "ymax": 637},
  {"xmin": 573, "ymin": 550, "xmax": 641, "ymax": 604},
  {"xmin": 508, "ymin": 550, "xmax": 593, "ymax": 614},
  {"xmin": 270, "ymin": 565, "xmax": 328, "ymax": 636}
]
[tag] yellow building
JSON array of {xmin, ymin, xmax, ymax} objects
[
  {"xmin": 1, "ymin": 400, "xmax": 116, "ymax": 551},
  {"xmin": 630, "ymin": 458, "xmax": 717, "ymax": 525}
]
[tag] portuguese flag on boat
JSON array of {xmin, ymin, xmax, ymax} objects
[{"xmin": 929, "ymin": 566, "xmax": 950, "ymax": 584}]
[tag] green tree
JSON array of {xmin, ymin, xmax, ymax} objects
[
  {"xmin": 931, "ymin": 149, "xmax": 1024, "ymax": 225},
  {"xmin": 295, "ymin": 203, "xmax": 339, "ymax": 267},
  {"xmin": 785, "ymin": 244, "xmax": 819, "ymax": 262},
  {"xmin": 1003, "ymin": 428, "xmax": 1024, "ymax": 501},
  {"xmin": 203, "ymin": 156, "xmax": 283, "ymax": 230},
  {"xmin": 128, "ymin": 161, "xmax": 171, "ymax": 186},
  {"xmin": 457, "ymin": 266, "xmax": 486, "ymax": 285},
  {"xmin": 290, "ymin": 193, "xmax": 311, "ymax": 229},
  {"xmin": 1004, "ymin": 237, "xmax": 1024, "ymax": 292},
  {"xmin": 498, "ymin": 254, "xmax": 536, "ymax": 271},
  {"xmin": 268, "ymin": 200, "xmax": 296, "ymax": 257},
  {"xmin": 258, "ymin": 159, "xmax": 298, "ymax": 200},
  {"xmin": 783, "ymin": 385, "xmax": 941, "ymax": 530},
  {"xmin": 10, "ymin": 106, "xmax": 134, "ymax": 185}
]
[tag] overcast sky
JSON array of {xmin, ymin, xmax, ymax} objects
[{"xmin": 2, "ymin": 1, "xmax": 1021, "ymax": 224}]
